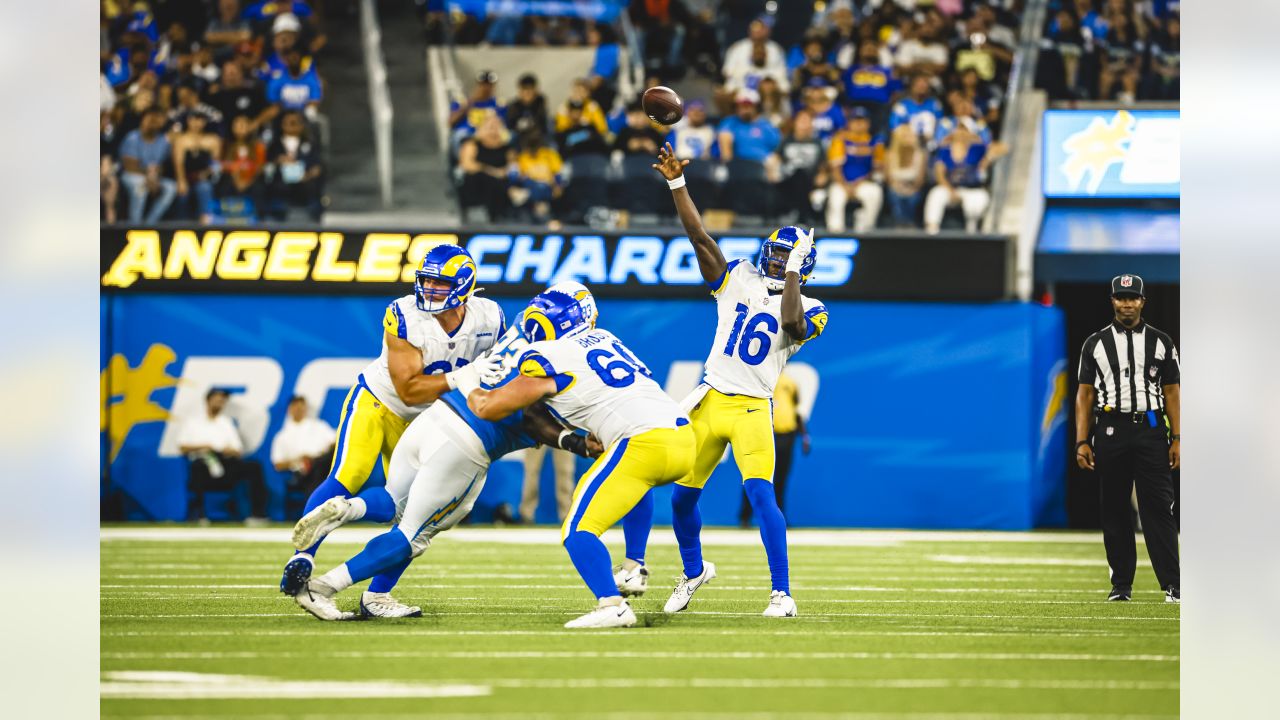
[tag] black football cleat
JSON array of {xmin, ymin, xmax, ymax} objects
[
  {"xmin": 1164, "ymin": 586, "xmax": 1180, "ymax": 604},
  {"xmin": 279, "ymin": 554, "xmax": 314, "ymax": 596},
  {"xmin": 1107, "ymin": 585, "xmax": 1132, "ymax": 601}
]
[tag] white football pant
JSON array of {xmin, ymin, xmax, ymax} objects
[
  {"xmin": 825, "ymin": 180, "xmax": 884, "ymax": 232},
  {"xmin": 923, "ymin": 186, "xmax": 990, "ymax": 233},
  {"xmin": 385, "ymin": 403, "xmax": 491, "ymax": 552}
]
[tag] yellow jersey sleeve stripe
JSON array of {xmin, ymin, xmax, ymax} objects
[
  {"xmin": 383, "ymin": 302, "xmax": 408, "ymax": 339},
  {"xmin": 709, "ymin": 259, "xmax": 743, "ymax": 297},
  {"xmin": 804, "ymin": 307, "xmax": 829, "ymax": 342}
]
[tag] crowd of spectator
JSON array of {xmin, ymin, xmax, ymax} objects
[
  {"xmin": 1038, "ymin": 0, "xmax": 1179, "ymax": 103},
  {"xmin": 448, "ymin": 1, "xmax": 1016, "ymax": 233},
  {"xmin": 101, "ymin": 1, "xmax": 328, "ymax": 225}
]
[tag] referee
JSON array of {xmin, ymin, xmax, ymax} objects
[{"xmin": 1074, "ymin": 274, "xmax": 1181, "ymax": 603}]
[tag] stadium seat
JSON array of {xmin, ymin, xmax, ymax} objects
[
  {"xmin": 564, "ymin": 154, "xmax": 611, "ymax": 223},
  {"xmin": 722, "ymin": 158, "xmax": 773, "ymax": 223},
  {"xmin": 682, "ymin": 160, "xmax": 720, "ymax": 211},
  {"xmin": 615, "ymin": 154, "xmax": 670, "ymax": 218}
]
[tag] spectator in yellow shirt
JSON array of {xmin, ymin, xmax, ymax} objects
[
  {"xmin": 554, "ymin": 78, "xmax": 608, "ymax": 137},
  {"xmin": 740, "ymin": 371, "xmax": 810, "ymax": 527},
  {"xmin": 513, "ymin": 131, "xmax": 563, "ymax": 223}
]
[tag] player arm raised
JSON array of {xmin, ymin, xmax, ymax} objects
[
  {"xmin": 780, "ymin": 233, "xmax": 814, "ymax": 341},
  {"xmin": 521, "ymin": 403, "xmax": 604, "ymax": 458},
  {"xmin": 653, "ymin": 142, "xmax": 726, "ymax": 284}
]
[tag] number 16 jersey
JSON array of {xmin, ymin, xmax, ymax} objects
[
  {"xmin": 702, "ymin": 259, "xmax": 829, "ymax": 399},
  {"xmin": 518, "ymin": 327, "xmax": 687, "ymax": 449}
]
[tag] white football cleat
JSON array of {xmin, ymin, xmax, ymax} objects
[
  {"xmin": 613, "ymin": 564, "xmax": 650, "ymax": 597},
  {"xmin": 360, "ymin": 591, "xmax": 423, "ymax": 618},
  {"xmin": 294, "ymin": 578, "xmax": 355, "ymax": 621},
  {"xmin": 663, "ymin": 560, "xmax": 716, "ymax": 614},
  {"xmin": 292, "ymin": 496, "xmax": 362, "ymax": 550},
  {"xmin": 564, "ymin": 599, "xmax": 637, "ymax": 629},
  {"xmin": 762, "ymin": 590, "xmax": 798, "ymax": 618}
]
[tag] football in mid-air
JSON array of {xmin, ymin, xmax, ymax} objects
[{"xmin": 642, "ymin": 86, "xmax": 684, "ymax": 125}]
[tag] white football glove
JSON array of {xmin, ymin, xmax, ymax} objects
[
  {"xmin": 445, "ymin": 361, "xmax": 482, "ymax": 396},
  {"xmin": 474, "ymin": 352, "xmax": 508, "ymax": 386},
  {"xmin": 785, "ymin": 230, "xmax": 814, "ymax": 276}
]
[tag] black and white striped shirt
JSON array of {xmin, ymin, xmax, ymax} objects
[{"xmin": 1078, "ymin": 321, "xmax": 1180, "ymax": 413}]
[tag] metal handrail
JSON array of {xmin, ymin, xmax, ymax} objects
[
  {"xmin": 988, "ymin": 0, "xmax": 1048, "ymax": 229},
  {"xmin": 360, "ymin": 0, "xmax": 395, "ymax": 208}
]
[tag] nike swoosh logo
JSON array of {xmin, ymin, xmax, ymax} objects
[
  {"xmin": 616, "ymin": 608, "xmax": 628, "ymax": 617},
  {"xmin": 746, "ymin": 409, "xmax": 760, "ymax": 413}
]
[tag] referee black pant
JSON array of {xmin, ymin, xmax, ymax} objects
[{"xmin": 1094, "ymin": 415, "xmax": 1180, "ymax": 589}]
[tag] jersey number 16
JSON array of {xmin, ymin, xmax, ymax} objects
[{"xmin": 723, "ymin": 303, "xmax": 778, "ymax": 366}]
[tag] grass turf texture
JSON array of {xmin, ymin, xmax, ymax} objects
[{"xmin": 101, "ymin": 526, "xmax": 1178, "ymax": 718}]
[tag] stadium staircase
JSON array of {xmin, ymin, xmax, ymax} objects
[{"xmin": 324, "ymin": 0, "xmax": 456, "ymax": 226}]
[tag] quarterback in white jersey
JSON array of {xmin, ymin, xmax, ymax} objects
[
  {"xmin": 466, "ymin": 289, "xmax": 695, "ymax": 629},
  {"xmin": 648, "ymin": 142, "xmax": 829, "ymax": 618},
  {"xmin": 278, "ymin": 243, "xmax": 504, "ymax": 615}
]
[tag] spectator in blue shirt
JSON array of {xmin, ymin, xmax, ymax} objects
[
  {"xmin": 798, "ymin": 78, "xmax": 846, "ymax": 146},
  {"xmin": 923, "ymin": 126, "xmax": 1007, "ymax": 233},
  {"xmin": 449, "ymin": 70, "xmax": 506, "ymax": 152},
  {"xmin": 243, "ymin": 1, "xmax": 327, "ymax": 54},
  {"xmin": 935, "ymin": 97, "xmax": 993, "ymax": 148},
  {"xmin": 842, "ymin": 41, "xmax": 900, "ymax": 133},
  {"xmin": 889, "ymin": 73, "xmax": 944, "ymax": 146},
  {"xmin": 266, "ymin": 47, "xmax": 323, "ymax": 114},
  {"xmin": 119, "ymin": 108, "xmax": 178, "ymax": 222},
  {"xmin": 717, "ymin": 89, "xmax": 783, "ymax": 165}
]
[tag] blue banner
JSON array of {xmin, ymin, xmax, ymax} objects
[
  {"xmin": 446, "ymin": 1, "xmax": 625, "ymax": 21},
  {"xmin": 101, "ymin": 294, "xmax": 1067, "ymax": 529},
  {"xmin": 1043, "ymin": 109, "xmax": 1180, "ymax": 198}
]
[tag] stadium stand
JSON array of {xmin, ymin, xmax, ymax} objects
[
  {"xmin": 1036, "ymin": 0, "xmax": 1179, "ymax": 103},
  {"xmin": 433, "ymin": 1, "xmax": 1031, "ymax": 232},
  {"xmin": 101, "ymin": 0, "xmax": 330, "ymax": 224}
]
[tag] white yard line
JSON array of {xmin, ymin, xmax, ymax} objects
[
  {"xmin": 101, "ymin": 527, "xmax": 1106, "ymax": 546},
  {"xmin": 99, "ymin": 671, "xmax": 487, "ymax": 700},
  {"xmin": 103, "ymin": 628, "xmax": 1172, "ymax": 639},
  {"xmin": 99, "ymin": 671, "xmax": 1177, "ymax": 699},
  {"xmin": 101, "ymin": 610, "xmax": 1178, "ymax": 622},
  {"xmin": 104, "ymin": 713, "xmax": 1178, "ymax": 720},
  {"xmin": 101, "ymin": 650, "xmax": 1178, "ymax": 662}
]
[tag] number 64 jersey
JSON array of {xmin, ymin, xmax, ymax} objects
[
  {"xmin": 702, "ymin": 259, "xmax": 829, "ymax": 399},
  {"xmin": 518, "ymin": 328, "xmax": 688, "ymax": 450}
]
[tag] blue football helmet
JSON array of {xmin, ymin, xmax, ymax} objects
[
  {"xmin": 757, "ymin": 226, "xmax": 817, "ymax": 290},
  {"xmin": 522, "ymin": 289, "xmax": 588, "ymax": 342},
  {"xmin": 415, "ymin": 243, "xmax": 477, "ymax": 313},
  {"xmin": 546, "ymin": 280, "xmax": 598, "ymax": 327}
]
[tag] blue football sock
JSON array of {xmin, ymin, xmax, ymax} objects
[
  {"xmin": 296, "ymin": 477, "xmax": 351, "ymax": 557},
  {"xmin": 564, "ymin": 531, "xmax": 620, "ymax": 599},
  {"xmin": 744, "ymin": 478, "xmax": 789, "ymax": 595},
  {"xmin": 345, "ymin": 529, "xmax": 411, "ymax": 584},
  {"xmin": 368, "ymin": 558, "xmax": 411, "ymax": 593},
  {"xmin": 621, "ymin": 490, "xmax": 654, "ymax": 565},
  {"xmin": 356, "ymin": 486, "xmax": 396, "ymax": 523},
  {"xmin": 671, "ymin": 485, "xmax": 704, "ymax": 579}
]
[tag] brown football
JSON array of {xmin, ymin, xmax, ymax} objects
[{"xmin": 642, "ymin": 86, "xmax": 684, "ymax": 125}]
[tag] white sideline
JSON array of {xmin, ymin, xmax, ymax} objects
[
  {"xmin": 101, "ymin": 526, "xmax": 1104, "ymax": 546},
  {"xmin": 99, "ymin": 671, "xmax": 1176, "ymax": 699},
  {"xmin": 102, "ymin": 650, "xmax": 1179, "ymax": 662},
  {"xmin": 100, "ymin": 671, "xmax": 488, "ymax": 699}
]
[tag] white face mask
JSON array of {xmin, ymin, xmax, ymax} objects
[{"xmin": 282, "ymin": 135, "xmax": 301, "ymax": 155}]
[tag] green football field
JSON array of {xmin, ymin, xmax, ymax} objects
[{"xmin": 101, "ymin": 526, "xmax": 1178, "ymax": 719}]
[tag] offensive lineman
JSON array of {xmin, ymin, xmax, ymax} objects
[
  {"xmin": 466, "ymin": 289, "xmax": 695, "ymax": 628},
  {"xmin": 646, "ymin": 142, "xmax": 829, "ymax": 617},
  {"xmin": 290, "ymin": 309, "xmax": 604, "ymax": 620},
  {"xmin": 278, "ymin": 243, "xmax": 505, "ymax": 618}
]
